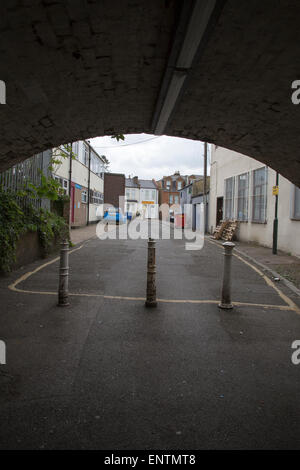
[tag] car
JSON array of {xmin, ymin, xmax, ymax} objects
[{"xmin": 103, "ymin": 207, "xmax": 127, "ymax": 224}]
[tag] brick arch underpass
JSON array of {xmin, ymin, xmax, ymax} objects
[{"xmin": 0, "ymin": 0, "xmax": 300, "ymax": 187}]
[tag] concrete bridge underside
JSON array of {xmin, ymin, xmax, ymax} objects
[{"xmin": 0, "ymin": 0, "xmax": 299, "ymax": 186}]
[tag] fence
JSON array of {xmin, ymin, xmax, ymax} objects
[{"xmin": 0, "ymin": 150, "xmax": 52, "ymax": 210}]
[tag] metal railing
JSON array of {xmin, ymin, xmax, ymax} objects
[{"xmin": 0, "ymin": 151, "xmax": 51, "ymax": 210}]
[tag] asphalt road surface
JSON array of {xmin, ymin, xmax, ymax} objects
[{"xmin": 0, "ymin": 224, "xmax": 300, "ymax": 449}]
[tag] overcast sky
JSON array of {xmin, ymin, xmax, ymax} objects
[{"xmin": 89, "ymin": 134, "xmax": 210, "ymax": 180}]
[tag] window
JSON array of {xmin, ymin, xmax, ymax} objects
[
  {"xmin": 79, "ymin": 144, "xmax": 89, "ymax": 166},
  {"xmin": 126, "ymin": 189, "xmax": 137, "ymax": 200},
  {"xmin": 252, "ymin": 167, "xmax": 268, "ymax": 222},
  {"xmin": 166, "ymin": 180, "xmax": 171, "ymax": 190},
  {"xmin": 145, "ymin": 190, "xmax": 150, "ymax": 200},
  {"xmin": 91, "ymin": 154, "xmax": 97, "ymax": 173},
  {"xmin": 237, "ymin": 173, "xmax": 249, "ymax": 221},
  {"xmin": 81, "ymin": 190, "xmax": 87, "ymax": 203},
  {"xmin": 224, "ymin": 177, "xmax": 235, "ymax": 220},
  {"xmin": 291, "ymin": 185, "xmax": 300, "ymax": 220},
  {"xmin": 83, "ymin": 145, "xmax": 89, "ymax": 166},
  {"xmin": 169, "ymin": 194, "xmax": 173, "ymax": 204},
  {"xmin": 177, "ymin": 181, "xmax": 182, "ymax": 190},
  {"xmin": 54, "ymin": 176, "xmax": 68, "ymax": 195},
  {"xmin": 174, "ymin": 195, "xmax": 179, "ymax": 204},
  {"xmin": 90, "ymin": 190, "xmax": 103, "ymax": 204},
  {"xmin": 90, "ymin": 152, "xmax": 104, "ymax": 176},
  {"xmin": 73, "ymin": 142, "xmax": 79, "ymax": 159},
  {"xmin": 54, "ymin": 175, "xmax": 61, "ymax": 185}
]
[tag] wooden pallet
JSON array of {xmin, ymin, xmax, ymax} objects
[
  {"xmin": 221, "ymin": 220, "xmax": 238, "ymax": 241},
  {"xmin": 212, "ymin": 220, "xmax": 229, "ymax": 240}
]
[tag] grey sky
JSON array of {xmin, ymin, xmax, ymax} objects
[{"xmin": 89, "ymin": 134, "xmax": 210, "ymax": 180}]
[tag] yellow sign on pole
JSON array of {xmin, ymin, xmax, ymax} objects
[{"xmin": 272, "ymin": 185, "xmax": 279, "ymax": 196}]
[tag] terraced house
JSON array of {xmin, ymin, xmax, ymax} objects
[
  {"xmin": 125, "ymin": 177, "xmax": 158, "ymax": 219},
  {"xmin": 156, "ymin": 171, "xmax": 202, "ymax": 208}
]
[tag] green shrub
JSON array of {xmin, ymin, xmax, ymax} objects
[{"xmin": 0, "ymin": 187, "xmax": 68, "ymax": 272}]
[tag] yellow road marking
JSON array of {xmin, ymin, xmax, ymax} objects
[
  {"xmin": 5, "ymin": 285, "xmax": 295, "ymax": 310},
  {"xmin": 7, "ymin": 238, "xmax": 300, "ymax": 314},
  {"xmin": 8, "ymin": 244, "xmax": 84, "ymax": 293},
  {"xmin": 234, "ymin": 253, "xmax": 300, "ymax": 313}
]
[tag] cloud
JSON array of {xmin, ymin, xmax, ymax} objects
[{"xmin": 89, "ymin": 134, "xmax": 210, "ymax": 180}]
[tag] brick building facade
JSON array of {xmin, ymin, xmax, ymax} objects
[
  {"xmin": 156, "ymin": 172, "xmax": 202, "ymax": 208},
  {"xmin": 104, "ymin": 173, "xmax": 125, "ymax": 211}
]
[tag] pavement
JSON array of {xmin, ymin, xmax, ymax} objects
[
  {"xmin": 0, "ymin": 221, "xmax": 300, "ymax": 449},
  {"xmin": 229, "ymin": 240, "xmax": 300, "ymax": 291},
  {"xmin": 70, "ymin": 223, "xmax": 98, "ymax": 245}
]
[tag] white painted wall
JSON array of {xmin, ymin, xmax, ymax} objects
[
  {"xmin": 71, "ymin": 159, "xmax": 89, "ymax": 187},
  {"xmin": 89, "ymin": 203, "xmax": 103, "ymax": 221},
  {"xmin": 90, "ymin": 171, "xmax": 104, "ymax": 194},
  {"xmin": 52, "ymin": 149, "xmax": 69, "ymax": 180},
  {"xmin": 209, "ymin": 145, "xmax": 300, "ymax": 257}
]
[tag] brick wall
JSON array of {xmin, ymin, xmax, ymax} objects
[
  {"xmin": 0, "ymin": 2, "xmax": 299, "ymax": 187},
  {"xmin": 104, "ymin": 173, "xmax": 125, "ymax": 211},
  {"xmin": 159, "ymin": 189, "xmax": 180, "ymax": 206}
]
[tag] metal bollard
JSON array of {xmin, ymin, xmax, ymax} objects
[
  {"xmin": 219, "ymin": 241, "xmax": 235, "ymax": 309},
  {"xmin": 145, "ymin": 238, "xmax": 157, "ymax": 308},
  {"xmin": 58, "ymin": 239, "xmax": 70, "ymax": 306}
]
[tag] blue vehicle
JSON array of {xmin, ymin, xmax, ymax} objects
[{"xmin": 103, "ymin": 207, "xmax": 126, "ymax": 224}]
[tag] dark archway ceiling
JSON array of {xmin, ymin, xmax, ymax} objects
[{"xmin": 0, "ymin": 0, "xmax": 299, "ymax": 186}]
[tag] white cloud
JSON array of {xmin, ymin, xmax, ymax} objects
[{"xmin": 89, "ymin": 134, "xmax": 210, "ymax": 180}]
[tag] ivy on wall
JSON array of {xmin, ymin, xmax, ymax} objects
[{"xmin": 0, "ymin": 187, "xmax": 68, "ymax": 272}]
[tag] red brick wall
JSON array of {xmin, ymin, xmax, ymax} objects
[{"xmin": 158, "ymin": 189, "xmax": 180, "ymax": 205}]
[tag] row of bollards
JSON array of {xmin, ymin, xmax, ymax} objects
[
  {"xmin": 57, "ymin": 237, "xmax": 235, "ymax": 310},
  {"xmin": 144, "ymin": 238, "xmax": 235, "ymax": 310}
]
